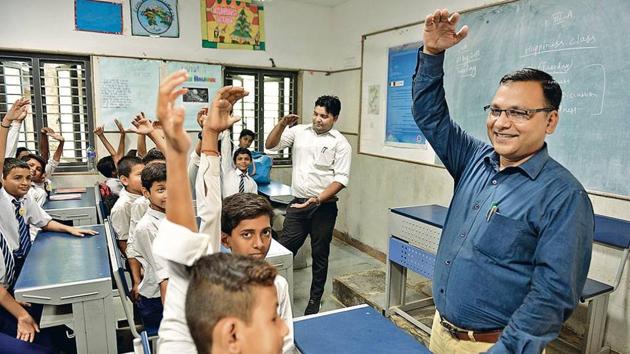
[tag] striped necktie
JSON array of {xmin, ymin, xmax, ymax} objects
[
  {"xmin": 239, "ymin": 173, "xmax": 246, "ymax": 193},
  {"xmin": 0, "ymin": 231, "xmax": 16, "ymax": 288},
  {"xmin": 12, "ymin": 199, "xmax": 31, "ymax": 258}
]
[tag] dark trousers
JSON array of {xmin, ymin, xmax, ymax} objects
[
  {"xmin": 136, "ymin": 295, "xmax": 164, "ymax": 332},
  {"xmin": 279, "ymin": 200, "xmax": 338, "ymax": 301}
]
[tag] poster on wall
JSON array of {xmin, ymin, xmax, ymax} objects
[
  {"xmin": 165, "ymin": 62, "xmax": 223, "ymax": 130},
  {"xmin": 200, "ymin": 0, "xmax": 265, "ymax": 51},
  {"xmin": 130, "ymin": 0, "xmax": 180, "ymax": 37},
  {"xmin": 75, "ymin": 0, "xmax": 123, "ymax": 34},
  {"xmin": 385, "ymin": 42, "xmax": 426, "ymax": 148}
]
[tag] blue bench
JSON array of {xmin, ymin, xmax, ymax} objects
[{"xmin": 386, "ymin": 204, "xmax": 630, "ymax": 354}]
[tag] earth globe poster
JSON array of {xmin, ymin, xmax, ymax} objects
[
  {"xmin": 201, "ymin": 0, "xmax": 265, "ymax": 51},
  {"xmin": 131, "ymin": 0, "xmax": 180, "ymax": 37}
]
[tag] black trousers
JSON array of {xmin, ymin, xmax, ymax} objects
[{"xmin": 279, "ymin": 199, "xmax": 338, "ymax": 301}]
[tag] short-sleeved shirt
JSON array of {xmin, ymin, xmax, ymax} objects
[
  {"xmin": 131, "ymin": 207, "xmax": 168, "ymax": 298},
  {"xmin": 0, "ymin": 188, "xmax": 52, "ymax": 249},
  {"xmin": 110, "ymin": 188, "xmax": 142, "ymax": 241}
]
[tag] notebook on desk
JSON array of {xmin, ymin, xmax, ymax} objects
[
  {"xmin": 49, "ymin": 193, "xmax": 82, "ymax": 201},
  {"xmin": 55, "ymin": 187, "xmax": 87, "ymax": 194}
]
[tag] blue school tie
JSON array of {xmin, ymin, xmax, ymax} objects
[
  {"xmin": 0, "ymin": 231, "xmax": 16, "ymax": 288},
  {"xmin": 12, "ymin": 199, "xmax": 31, "ymax": 258},
  {"xmin": 239, "ymin": 173, "xmax": 246, "ymax": 193}
]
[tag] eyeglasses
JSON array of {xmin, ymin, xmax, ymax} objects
[{"xmin": 483, "ymin": 105, "xmax": 555, "ymax": 122}]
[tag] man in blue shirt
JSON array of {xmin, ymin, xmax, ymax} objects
[{"xmin": 413, "ymin": 9, "xmax": 594, "ymax": 354}]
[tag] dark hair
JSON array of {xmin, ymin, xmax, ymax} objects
[
  {"xmin": 20, "ymin": 154, "xmax": 47, "ymax": 172},
  {"xmin": 499, "ymin": 68, "xmax": 562, "ymax": 110},
  {"xmin": 141, "ymin": 161, "xmax": 166, "ymax": 191},
  {"xmin": 3, "ymin": 158, "xmax": 30, "ymax": 178},
  {"xmin": 232, "ymin": 147, "xmax": 252, "ymax": 163},
  {"xmin": 126, "ymin": 149, "xmax": 138, "ymax": 157},
  {"xmin": 15, "ymin": 147, "xmax": 30, "ymax": 158},
  {"xmin": 141, "ymin": 148, "xmax": 165, "ymax": 165},
  {"xmin": 221, "ymin": 193, "xmax": 273, "ymax": 235},
  {"xmin": 96, "ymin": 156, "xmax": 117, "ymax": 178},
  {"xmin": 186, "ymin": 253, "xmax": 277, "ymax": 354},
  {"xmin": 239, "ymin": 129, "xmax": 255, "ymax": 140},
  {"xmin": 116, "ymin": 156, "xmax": 143, "ymax": 178},
  {"xmin": 315, "ymin": 95, "xmax": 341, "ymax": 117}
]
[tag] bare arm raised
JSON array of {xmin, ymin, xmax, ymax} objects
[{"xmin": 423, "ymin": 9, "xmax": 469, "ymax": 55}]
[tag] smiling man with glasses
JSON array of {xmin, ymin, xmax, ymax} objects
[{"xmin": 411, "ymin": 8, "xmax": 594, "ymax": 354}]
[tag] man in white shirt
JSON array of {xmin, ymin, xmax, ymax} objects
[{"xmin": 265, "ymin": 95, "xmax": 351, "ymax": 315}]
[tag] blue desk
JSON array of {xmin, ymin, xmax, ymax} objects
[
  {"xmin": 258, "ymin": 180, "xmax": 293, "ymax": 205},
  {"xmin": 294, "ymin": 304, "xmax": 430, "ymax": 354},
  {"xmin": 14, "ymin": 225, "xmax": 116, "ymax": 354},
  {"xmin": 43, "ymin": 187, "xmax": 98, "ymax": 226}
]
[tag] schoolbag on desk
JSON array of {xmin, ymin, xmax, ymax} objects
[
  {"xmin": 249, "ymin": 151, "xmax": 272, "ymax": 185},
  {"xmin": 98, "ymin": 182, "xmax": 119, "ymax": 218}
]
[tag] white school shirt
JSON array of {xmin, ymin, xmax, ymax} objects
[
  {"xmin": 110, "ymin": 188, "xmax": 141, "ymax": 241},
  {"xmin": 222, "ymin": 168, "xmax": 258, "ymax": 197},
  {"xmin": 28, "ymin": 183, "xmax": 48, "ymax": 207},
  {"xmin": 0, "ymin": 224, "xmax": 11, "ymax": 287},
  {"xmin": 131, "ymin": 207, "xmax": 168, "ymax": 299},
  {"xmin": 44, "ymin": 158, "xmax": 59, "ymax": 179},
  {"xmin": 269, "ymin": 124, "xmax": 351, "ymax": 198},
  {"xmin": 126, "ymin": 196, "xmax": 150, "ymax": 258},
  {"xmin": 5, "ymin": 121, "xmax": 21, "ymax": 158},
  {"xmin": 0, "ymin": 188, "xmax": 52, "ymax": 249},
  {"xmin": 153, "ymin": 219, "xmax": 296, "ymax": 354},
  {"xmin": 106, "ymin": 178, "xmax": 123, "ymax": 196}
]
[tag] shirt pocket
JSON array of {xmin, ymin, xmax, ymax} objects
[
  {"xmin": 314, "ymin": 146, "xmax": 335, "ymax": 169},
  {"xmin": 473, "ymin": 213, "xmax": 537, "ymax": 263}
]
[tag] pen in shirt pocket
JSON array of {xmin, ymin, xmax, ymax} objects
[
  {"xmin": 486, "ymin": 203, "xmax": 499, "ymax": 222},
  {"xmin": 321, "ymin": 147, "xmax": 328, "ymax": 153}
]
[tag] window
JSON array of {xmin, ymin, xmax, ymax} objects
[
  {"xmin": 224, "ymin": 68, "xmax": 298, "ymax": 165},
  {"xmin": 0, "ymin": 52, "xmax": 93, "ymax": 172}
]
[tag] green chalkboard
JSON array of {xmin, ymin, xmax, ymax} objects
[{"xmin": 442, "ymin": 0, "xmax": 630, "ymax": 196}]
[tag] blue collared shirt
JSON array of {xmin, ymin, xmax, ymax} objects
[{"xmin": 412, "ymin": 49, "xmax": 594, "ymax": 353}]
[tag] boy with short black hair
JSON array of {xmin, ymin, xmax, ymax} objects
[
  {"xmin": 186, "ymin": 253, "xmax": 287, "ymax": 354},
  {"xmin": 222, "ymin": 148, "xmax": 257, "ymax": 197},
  {"xmin": 127, "ymin": 161, "xmax": 168, "ymax": 329},
  {"xmin": 94, "ymin": 120, "xmax": 127, "ymax": 196},
  {"xmin": 238, "ymin": 129, "xmax": 255, "ymax": 149},
  {"xmin": 110, "ymin": 155, "xmax": 144, "ymax": 253},
  {"xmin": 19, "ymin": 154, "xmax": 48, "ymax": 207}
]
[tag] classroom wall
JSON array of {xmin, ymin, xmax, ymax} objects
[{"xmin": 326, "ymin": 0, "xmax": 630, "ymax": 352}]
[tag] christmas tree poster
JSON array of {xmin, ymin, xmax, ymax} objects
[{"xmin": 200, "ymin": 0, "xmax": 265, "ymax": 51}]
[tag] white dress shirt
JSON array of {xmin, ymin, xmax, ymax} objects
[
  {"xmin": 269, "ymin": 124, "xmax": 351, "ymax": 198},
  {"xmin": 222, "ymin": 168, "xmax": 258, "ymax": 197},
  {"xmin": 0, "ymin": 188, "xmax": 52, "ymax": 249},
  {"xmin": 45, "ymin": 158, "xmax": 59, "ymax": 178},
  {"xmin": 154, "ymin": 155, "xmax": 296, "ymax": 354},
  {"xmin": 125, "ymin": 196, "xmax": 150, "ymax": 258},
  {"xmin": 130, "ymin": 207, "xmax": 168, "ymax": 299},
  {"xmin": 4, "ymin": 121, "xmax": 21, "ymax": 158},
  {"xmin": 110, "ymin": 188, "xmax": 142, "ymax": 241},
  {"xmin": 0, "ymin": 224, "xmax": 11, "ymax": 287}
]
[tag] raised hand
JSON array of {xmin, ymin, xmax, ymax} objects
[
  {"xmin": 423, "ymin": 9, "xmax": 469, "ymax": 55},
  {"xmin": 196, "ymin": 107, "xmax": 208, "ymax": 128},
  {"xmin": 114, "ymin": 118, "xmax": 126, "ymax": 135},
  {"xmin": 281, "ymin": 114, "xmax": 299, "ymax": 127},
  {"xmin": 94, "ymin": 125, "xmax": 105, "ymax": 136},
  {"xmin": 156, "ymin": 70, "xmax": 190, "ymax": 154},
  {"xmin": 3, "ymin": 98, "xmax": 30, "ymax": 123},
  {"xmin": 205, "ymin": 86, "xmax": 249, "ymax": 133},
  {"xmin": 41, "ymin": 127, "xmax": 64, "ymax": 142},
  {"xmin": 130, "ymin": 112, "xmax": 154, "ymax": 135}
]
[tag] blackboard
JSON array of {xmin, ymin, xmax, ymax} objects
[{"xmin": 360, "ymin": 0, "xmax": 630, "ymax": 197}]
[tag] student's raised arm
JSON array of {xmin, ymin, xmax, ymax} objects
[
  {"xmin": 131, "ymin": 112, "xmax": 167, "ymax": 154},
  {"xmin": 2, "ymin": 98, "xmax": 30, "ymax": 159},
  {"xmin": 265, "ymin": 114, "xmax": 298, "ymax": 149},
  {"xmin": 40, "ymin": 127, "xmax": 65, "ymax": 176},
  {"xmin": 156, "ymin": 70, "xmax": 196, "ymax": 232}
]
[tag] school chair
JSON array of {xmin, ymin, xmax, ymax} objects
[
  {"xmin": 132, "ymin": 331, "xmax": 152, "ymax": 354},
  {"xmin": 104, "ymin": 221, "xmax": 159, "ymax": 350}
]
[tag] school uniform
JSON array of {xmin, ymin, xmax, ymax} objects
[
  {"xmin": 109, "ymin": 188, "xmax": 142, "ymax": 242},
  {"xmin": 130, "ymin": 207, "xmax": 168, "ymax": 330},
  {"xmin": 269, "ymin": 124, "xmax": 351, "ymax": 304},
  {"xmin": 125, "ymin": 196, "xmax": 150, "ymax": 258},
  {"xmin": 222, "ymin": 168, "xmax": 257, "ymax": 197},
  {"xmin": 4, "ymin": 121, "xmax": 21, "ymax": 158},
  {"xmin": 153, "ymin": 154, "xmax": 296, "ymax": 353}
]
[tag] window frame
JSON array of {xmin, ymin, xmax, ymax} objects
[
  {"xmin": 0, "ymin": 51, "xmax": 94, "ymax": 173},
  {"xmin": 224, "ymin": 67, "xmax": 298, "ymax": 166}
]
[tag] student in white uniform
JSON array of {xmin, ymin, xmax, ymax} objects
[
  {"xmin": 109, "ymin": 156, "xmax": 144, "ymax": 254},
  {"xmin": 127, "ymin": 162, "xmax": 168, "ymax": 329},
  {"xmin": 150, "ymin": 71, "xmax": 247, "ymax": 353},
  {"xmin": 221, "ymin": 148, "xmax": 257, "ymax": 197}
]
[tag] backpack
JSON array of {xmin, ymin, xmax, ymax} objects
[
  {"xmin": 250, "ymin": 151, "xmax": 272, "ymax": 185},
  {"xmin": 98, "ymin": 182, "xmax": 119, "ymax": 218}
]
